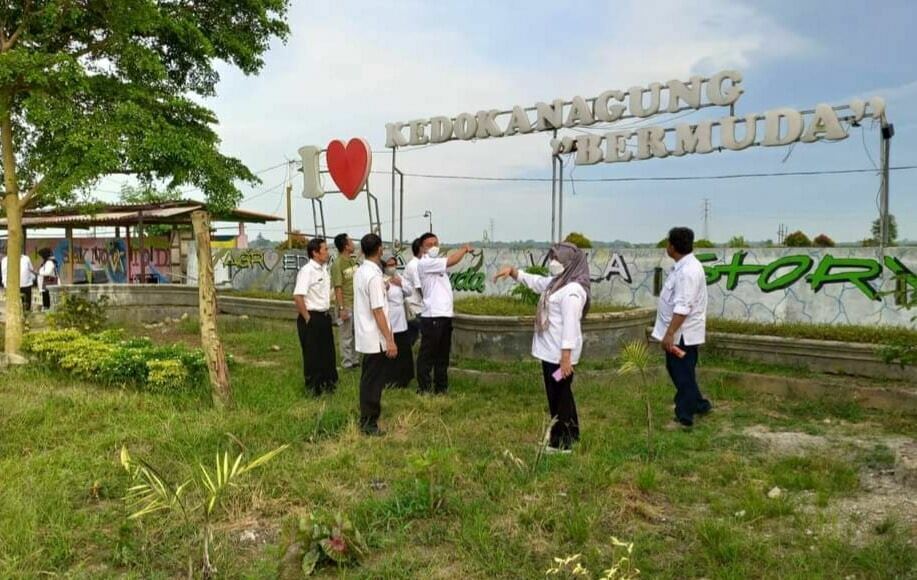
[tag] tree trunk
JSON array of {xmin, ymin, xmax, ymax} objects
[
  {"xmin": 1, "ymin": 102, "xmax": 24, "ymax": 356},
  {"xmin": 191, "ymin": 210, "xmax": 233, "ymax": 409}
]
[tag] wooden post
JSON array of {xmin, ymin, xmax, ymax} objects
[
  {"xmin": 125, "ymin": 226, "xmax": 132, "ymax": 282},
  {"xmin": 192, "ymin": 209, "xmax": 233, "ymax": 409},
  {"xmin": 138, "ymin": 211, "xmax": 146, "ymax": 283},
  {"xmin": 66, "ymin": 227, "xmax": 75, "ymax": 284}
]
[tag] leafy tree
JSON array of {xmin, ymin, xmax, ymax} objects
[
  {"xmin": 784, "ymin": 231, "xmax": 812, "ymax": 247},
  {"xmin": 727, "ymin": 235, "xmax": 747, "ymax": 248},
  {"xmin": 276, "ymin": 230, "xmax": 308, "ymax": 250},
  {"xmin": 563, "ymin": 232, "xmax": 592, "ymax": 249},
  {"xmin": 694, "ymin": 239, "xmax": 715, "ymax": 248},
  {"xmin": 813, "ymin": 233, "xmax": 835, "ymax": 247},
  {"xmin": 0, "ymin": 1, "xmax": 290, "ymax": 407},
  {"xmin": 119, "ymin": 184, "xmax": 183, "ymax": 237},
  {"xmin": 871, "ymin": 214, "xmax": 898, "ymax": 244},
  {"xmin": 656, "ymin": 237, "xmax": 668, "ymax": 248}
]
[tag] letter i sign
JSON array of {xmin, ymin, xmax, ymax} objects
[{"xmin": 326, "ymin": 139, "xmax": 372, "ymax": 200}]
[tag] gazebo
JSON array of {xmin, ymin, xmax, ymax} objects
[{"xmin": 0, "ymin": 200, "xmax": 282, "ymax": 284}]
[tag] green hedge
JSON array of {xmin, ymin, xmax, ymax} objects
[
  {"xmin": 454, "ymin": 296, "xmax": 632, "ymax": 316},
  {"xmin": 24, "ymin": 329, "xmax": 208, "ymax": 392}
]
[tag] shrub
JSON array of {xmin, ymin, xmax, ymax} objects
[
  {"xmin": 784, "ymin": 231, "xmax": 811, "ymax": 247},
  {"xmin": 276, "ymin": 230, "xmax": 309, "ymax": 250},
  {"xmin": 24, "ymin": 328, "xmax": 207, "ymax": 391},
  {"xmin": 813, "ymin": 234, "xmax": 835, "ymax": 247},
  {"xmin": 727, "ymin": 236, "xmax": 748, "ymax": 248},
  {"xmin": 694, "ymin": 239, "xmax": 715, "ymax": 248},
  {"xmin": 563, "ymin": 232, "xmax": 593, "ymax": 249},
  {"xmin": 47, "ymin": 293, "xmax": 110, "ymax": 333}
]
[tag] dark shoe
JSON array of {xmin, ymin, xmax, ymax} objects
[
  {"xmin": 696, "ymin": 400, "xmax": 713, "ymax": 416},
  {"xmin": 361, "ymin": 425, "xmax": 384, "ymax": 437}
]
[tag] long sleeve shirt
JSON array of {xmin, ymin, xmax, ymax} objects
[
  {"xmin": 517, "ymin": 271, "xmax": 587, "ymax": 365},
  {"xmin": 651, "ymin": 253, "xmax": 708, "ymax": 346}
]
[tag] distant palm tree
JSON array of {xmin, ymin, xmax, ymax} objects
[{"xmin": 617, "ymin": 340, "xmax": 656, "ymax": 460}]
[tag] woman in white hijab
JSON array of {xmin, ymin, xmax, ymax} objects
[{"xmin": 494, "ymin": 242, "xmax": 591, "ymax": 454}]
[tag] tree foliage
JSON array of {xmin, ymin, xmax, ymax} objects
[
  {"xmin": 784, "ymin": 231, "xmax": 811, "ymax": 247},
  {"xmin": 871, "ymin": 214, "xmax": 898, "ymax": 244},
  {"xmin": 727, "ymin": 235, "xmax": 747, "ymax": 248},
  {"xmin": 1, "ymin": 0, "xmax": 289, "ymax": 210},
  {"xmin": 563, "ymin": 232, "xmax": 592, "ymax": 249},
  {"xmin": 813, "ymin": 233, "xmax": 835, "ymax": 247}
]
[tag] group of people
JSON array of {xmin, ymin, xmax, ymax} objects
[
  {"xmin": 0, "ymin": 248, "xmax": 59, "ymax": 311},
  {"xmin": 293, "ymin": 226, "xmax": 711, "ymax": 449}
]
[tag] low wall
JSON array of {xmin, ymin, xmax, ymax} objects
[
  {"xmin": 706, "ymin": 332, "xmax": 916, "ymax": 382},
  {"xmin": 452, "ymin": 308, "xmax": 656, "ymax": 361}
]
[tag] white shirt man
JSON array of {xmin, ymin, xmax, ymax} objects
[
  {"xmin": 293, "ymin": 239, "xmax": 337, "ymax": 396},
  {"xmin": 402, "ymin": 254, "xmax": 423, "ymax": 317},
  {"xmin": 516, "ymin": 271, "xmax": 587, "ymax": 365},
  {"xmin": 652, "ymin": 228, "xmax": 711, "ymax": 428},
  {"xmin": 1, "ymin": 254, "xmax": 35, "ymax": 288},
  {"xmin": 353, "ymin": 234, "xmax": 397, "ymax": 435},
  {"xmin": 651, "ymin": 252, "xmax": 708, "ymax": 346}
]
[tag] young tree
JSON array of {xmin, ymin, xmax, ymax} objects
[
  {"xmin": 727, "ymin": 235, "xmax": 748, "ymax": 248},
  {"xmin": 0, "ymin": 1, "xmax": 289, "ymax": 406}
]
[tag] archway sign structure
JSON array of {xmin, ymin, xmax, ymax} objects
[{"xmin": 383, "ymin": 70, "xmax": 892, "ymax": 249}]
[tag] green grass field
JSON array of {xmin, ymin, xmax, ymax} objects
[{"xmin": 0, "ymin": 316, "xmax": 914, "ymax": 578}]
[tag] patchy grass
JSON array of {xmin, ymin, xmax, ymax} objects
[
  {"xmin": 218, "ymin": 288, "xmax": 292, "ymax": 301},
  {"xmin": 0, "ymin": 316, "xmax": 914, "ymax": 578},
  {"xmin": 454, "ymin": 296, "xmax": 632, "ymax": 316},
  {"xmin": 708, "ymin": 317, "xmax": 917, "ymax": 345}
]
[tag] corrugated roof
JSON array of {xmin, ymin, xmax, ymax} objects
[{"xmin": 0, "ymin": 201, "xmax": 283, "ymax": 229}]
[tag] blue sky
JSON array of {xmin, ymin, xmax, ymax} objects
[{"xmin": 97, "ymin": 0, "xmax": 917, "ymax": 243}]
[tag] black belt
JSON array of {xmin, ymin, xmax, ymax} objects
[{"xmin": 308, "ymin": 309, "xmax": 330, "ymax": 315}]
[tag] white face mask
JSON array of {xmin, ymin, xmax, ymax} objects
[
  {"xmin": 548, "ymin": 259, "xmax": 565, "ymax": 276},
  {"xmin": 426, "ymin": 246, "xmax": 440, "ymax": 258},
  {"xmin": 384, "ymin": 267, "xmax": 397, "ymax": 276}
]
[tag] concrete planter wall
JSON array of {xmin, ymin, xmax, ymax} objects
[
  {"xmin": 707, "ymin": 332, "xmax": 916, "ymax": 382},
  {"xmin": 452, "ymin": 308, "xmax": 656, "ymax": 361},
  {"xmin": 48, "ymin": 285, "xmax": 298, "ymax": 323}
]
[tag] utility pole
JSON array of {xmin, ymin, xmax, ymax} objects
[
  {"xmin": 702, "ymin": 198, "xmax": 711, "ymax": 240},
  {"xmin": 285, "ymin": 183, "xmax": 293, "ymax": 248},
  {"xmin": 879, "ymin": 123, "xmax": 894, "ymax": 248},
  {"xmin": 777, "ymin": 224, "xmax": 787, "ymax": 245},
  {"xmin": 490, "ymin": 218, "xmax": 495, "ymax": 244}
]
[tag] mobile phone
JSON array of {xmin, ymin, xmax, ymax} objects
[
  {"xmin": 669, "ymin": 345, "xmax": 686, "ymax": 359},
  {"xmin": 552, "ymin": 367, "xmax": 567, "ymax": 381}
]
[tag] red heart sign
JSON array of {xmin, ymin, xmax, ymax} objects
[{"xmin": 326, "ymin": 139, "xmax": 372, "ymax": 200}]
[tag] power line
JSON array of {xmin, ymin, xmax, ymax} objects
[{"xmin": 369, "ymin": 165, "xmax": 917, "ymax": 183}]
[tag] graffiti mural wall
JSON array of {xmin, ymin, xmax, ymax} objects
[
  {"xmin": 187, "ymin": 245, "xmax": 916, "ymax": 327},
  {"xmin": 1, "ymin": 237, "xmax": 172, "ymax": 283}
]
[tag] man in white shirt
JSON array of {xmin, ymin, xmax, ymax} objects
[
  {"xmin": 1, "ymin": 253, "xmax": 36, "ymax": 312},
  {"xmin": 652, "ymin": 227, "xmax": 712, "ymax": 428},
  {"xmin": 414, "ymin": 232, "xmax": 474, "ymax": 394},
  {"xmin": 353, "ymin": 233, "xmax": 397, "ymax": 435},
  {"xmin": 293, "ymin": 238, "xmax": 338, "ymax": 396}
]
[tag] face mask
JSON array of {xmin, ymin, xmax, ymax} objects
[
  {"xmin": 384, "ymin": 267, "xmax": 397, "ymax": 276},
  {"xmin": 427, "ymin": 246, "xmax": 440, "ymax": 258},
  {"xmin": 548, "ymin": 259, "xmax": 565, "ymax": 276}
]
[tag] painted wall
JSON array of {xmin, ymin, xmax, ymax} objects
[
  {"xmin": 186, "ymin": 245, "xmax": 916, "ymax": 327},
  {"xmin": 1, "ymin": 237, "xmax": 172, "ymax": 283}
]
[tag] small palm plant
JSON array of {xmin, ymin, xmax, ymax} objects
[
  {"xmin": 121, "ymin": 443, "xmax": 288, "ymax": 578},
  {"xmin": 617, "ymin": 340, "xmax": 656, "ymax": 460}
]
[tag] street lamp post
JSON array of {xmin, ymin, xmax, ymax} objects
[{"xmin": 423, "ymin": 210, "xmax": 432, "ymax": 232}]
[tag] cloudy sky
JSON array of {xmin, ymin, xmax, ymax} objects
[{"xmin": 101, "ymin": 0, "xmax": 917, "ymax": 243}]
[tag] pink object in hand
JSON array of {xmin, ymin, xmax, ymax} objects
[
  {"xmin": 552, "ymin": 368, "xmax": 566, "ymax": 382},
  {"xmin": 669, "ymin": 345, "xmax": 686, "ymax": 359}
]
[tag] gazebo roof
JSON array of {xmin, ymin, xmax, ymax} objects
[{"xmin": 0, "ymin": 200, "xmax": 282, "ymax": 229}]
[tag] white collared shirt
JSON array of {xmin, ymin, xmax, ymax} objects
[
  {"xmin": 293, "ymin": 259, "xmax": 331, "ymax": 311},
  {"xmin": 517, "ymin": 271, "xmax": 587, "ymax": 365},
  {"xmin": 652, "ymin": 253, "xmax": 708, "ymax": 346},
  {"xmin": 354, "ymin": 260, "xmax": 389, "ymax": 354},
  {"xmin": 385, "ymin": 277, "xmax": 409, "ymax": 333},
  {"xmin": 38, "ymin": 259, "xmax": 58, "ymax": 292},
  {"xmin": 1, "ymin": 255, "xmax": 35, "ymax": 288},
  {"xmin": 401, "ymin": 256, "xmax": 423, "ymax": 316},
  {"xmin": 417, "ymin": 256, "xmax": 453, "ymax": 318}
]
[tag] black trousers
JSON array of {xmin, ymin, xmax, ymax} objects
[
  {"xmin": 360, "ymin": 352, "xmax": 389, "ymax": 430},
  {"xmin": 387, "ymin": 330, "xmax": 415, "ymax": 388},
  {"xmin": 664, "ymin": 338, "xmax": 711, "ymax": 425},
  {"xmin": 20, "ymin": 286, "xmax": 32, "ymax": 312},
  {"xmin": 406, "ymin": 317, "xmax": 421, "ymax": 347},
  {"xmin": 541, "ymin": 361, "xmax": 580, "ymax": 449},
  {"xmin": 416, "ymin": 317, "xmax": 452, "ymax": 393},
  {"xmin": 297, "ymin": 311, "xmax": 338, "ymax": 396},
  {"xmin": 41, "ymin": 288, "xmax": 51, "ymax": 309}
]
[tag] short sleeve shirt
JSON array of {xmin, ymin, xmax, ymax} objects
[
  {"xmin": 354, "ymin": 261, "xmax": 390, "ymax": 353},
  {"xmin": 330, "ymin": 254, "xmax": 359, "ymax": 307}
]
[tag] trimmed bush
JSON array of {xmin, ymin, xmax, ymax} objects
[
  {"xmin": 47, "ymin": 293, "xmax": 110, "ymax": 333},
  {"xmin": 24, "ymin": 328, "xmax": 207, "ymax": 392}
]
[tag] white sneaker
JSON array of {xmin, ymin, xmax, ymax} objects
[{"xmin": 544, "ymin": 446, "xmax": 572, "ymax": 455}]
